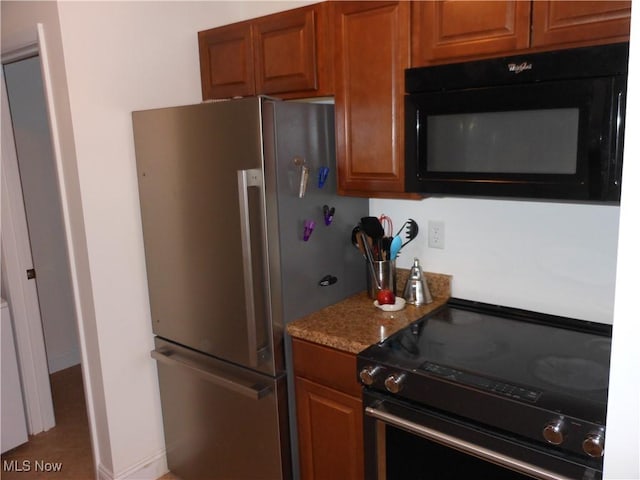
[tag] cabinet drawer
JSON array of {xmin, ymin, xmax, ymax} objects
[{"xmin": 292, "ymin": 338, "xmax": 360, "ymax": 398}]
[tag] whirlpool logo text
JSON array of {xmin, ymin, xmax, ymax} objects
[{"xmin": 508, "ymin": 62, "xmax": 533, "ymax": 74}]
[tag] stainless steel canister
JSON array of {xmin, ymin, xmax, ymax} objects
[
  {"xmin": 402, "ymin": 258, "xmax": 433, "ymax": 305},
  {"xmin": 367, "ymin": 260, "xmax": 396, "ymax": 299}
]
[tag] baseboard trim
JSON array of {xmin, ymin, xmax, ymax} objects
[
  {"xmin": 97, "ymin": 463, "xmax": 113, "ymax": 480},
  {"xmin": 97, "ymin": 450, "xmax": 168, "ymax": 480},
  {"xmin": 48, "ymin": 348, "xmax": 81, "ymax": 373}
]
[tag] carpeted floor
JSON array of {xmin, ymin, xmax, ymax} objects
[
  {"xmin": 1, "ymin": 365, "xmax": 181, "ymax": 480},
  {"xmin": 1, "ymin": 365, "xmax": 94, "ymax": 479}
]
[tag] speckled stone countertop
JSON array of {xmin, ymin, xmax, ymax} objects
[{"xmin": 287, "ymin": 271, "xmax": 452, "ymax": 354}]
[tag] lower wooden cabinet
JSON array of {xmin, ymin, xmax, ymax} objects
[
  {"xmin": 295, "ymin": 377, "xmax": 364, "ymax": 480},
  {"xmin": 292, "ymin": 339, "xmax": 364, "ymax": 480}
]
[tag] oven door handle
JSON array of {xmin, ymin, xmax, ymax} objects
[{"xmin": 365, "ymin": 406, "xmax": 574, "ymax": 480}]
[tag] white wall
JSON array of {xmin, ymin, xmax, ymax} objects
[
  {"xmin": 49, "ymin": 1, "xmax": 310, "ymax": 478},
  {"xmin": 371, "ymin": 197, "xmax": 619, "ymax": 323},
  {"xmin": 1, "ymin": 0, "xmax": 112, "ymax": 471},
  {"xmin": 603, "ymin": 2, "xmax": 640, "ymax": 477},
  {"xmin": 3, "ymin": 0, "xmax": 637, "ymax": 479}
]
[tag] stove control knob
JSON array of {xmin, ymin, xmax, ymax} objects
[
  {"xmin": 384, "ymin": 373, "xmax": 406, "ymax": 394},
  {"xmin": 583, "ymin": 431, "xmax": 605, "ymax": 458},
  {"xmin": 359, "ymin": 366, "xmax": 382, "ymax": 386},
  {"xmin": 543, "ymin": 419, "xmax": 567, "ymax": 445}
]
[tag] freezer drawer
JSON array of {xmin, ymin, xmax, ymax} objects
[{"xmin": 153, "ymin": 338, "xmax": 291, "ymax": 480}]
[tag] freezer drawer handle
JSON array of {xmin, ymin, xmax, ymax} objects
[{"xmin": 151, "ymin": 349, "xmax": 272, "ymax": 400}]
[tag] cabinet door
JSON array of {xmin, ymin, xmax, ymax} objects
[
  {"xmin": 199, "ymin": 22, "xmax": 255, "ymax": 99},
  {"xmin": 295, "ymin": 376, "xmax": 364, "ymax": 480},
  {"xmin": 253, "ymin": 4, "xmax": 332, "ymax": 97},
  {"xmin": 412, "ymin": 1, "xmax": 531, "ymax": 65},
  {"xmin": 532, "ymin": 1, "xmax": 631, "ymax": 48},
  {"xmin": 334, "ymin": 1, "xmax": 410, "ymax": 196}
]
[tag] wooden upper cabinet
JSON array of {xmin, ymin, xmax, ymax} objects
[
  {"xmin": 412, "ymin": 1, "xmax": 531, "ymax": 65},
  {"xmin": 253, "ymin": 4, "xmax": 332, "ymax": 97},
  {"xmin": 198, "ymin": 3, "xmax": 332, "ymax": 100},
  {"xmin": 531, "ymin": 1, "xmax": 631, "ymax": 48},
  {"xmin": 334, "ymin": 1, "xmax": 411, "ymax": 197},
  {"xmin": 411, "ymin": 1, "xmax": 631, "ymax": 67},
  {"xmin": 199, "ymin": 22, "xmax": 255, "ymax": 99}
]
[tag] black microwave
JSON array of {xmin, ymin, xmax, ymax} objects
[{"xmin": 405, "ymin": 43, "xmax": 629, "ymax": 202}]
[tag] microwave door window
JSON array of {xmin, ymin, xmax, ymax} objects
[{"xmin": 426, "ymin": 109, "xmax": 580, "ymax": 174}]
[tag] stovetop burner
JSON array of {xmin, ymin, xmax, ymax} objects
[
  {"xmin": 379, "ymin": 299, "xmax": 612, "ymax": 403},
  {"xmin": 357, "ymin": 298, "xmax": 613, "ymax": 466},
  {"xmin": 532, "ymin": 355, "xmax": 610, "ymax": 392}
]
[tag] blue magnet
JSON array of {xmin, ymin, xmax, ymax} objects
[{"xmin": 318, "ymin": 167, "xmax": 330, "ymax": 188}]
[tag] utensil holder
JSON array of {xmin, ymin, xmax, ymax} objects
[{"xmin": 367, "ymin": 260, "xmax": 396, "ymax": 299}]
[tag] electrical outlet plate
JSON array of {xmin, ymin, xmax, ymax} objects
[{"xmin": 428, "ymin": 221, "xmax": 445, "ymax": 249}]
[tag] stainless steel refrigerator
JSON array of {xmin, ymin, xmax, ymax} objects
[{"xmin": 132, "ymin": 97, "xmax": 367, "ymax": 480}]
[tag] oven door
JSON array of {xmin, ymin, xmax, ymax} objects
[{"xmin": 363, "ymin": 390, "xmax": 602, "ymax": 480}]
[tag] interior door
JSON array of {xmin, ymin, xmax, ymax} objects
[
  {"xmin": 4, "ymin": 56, "xmax": 79, "ymax": 374},
  {"xmin": 1, "ymin": 56, "xmax": 55, "ymax": 434}
]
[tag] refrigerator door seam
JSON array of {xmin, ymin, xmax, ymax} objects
[{"xmin": 151, "ymin": 348, "xmax": 272, "ymax": 400}]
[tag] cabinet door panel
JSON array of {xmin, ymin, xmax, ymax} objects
[
  {"xmin": 199, "ymin": 22, "xmax": 255, "ymax": 99},
  {"xmin": 532, "ymin": 1, "xmax": 631, "ymax": 48},
  {"xmin": 253, "ymin": 7, "xmax": 318, "ymax": 94},
  {"xmin": 295, "ymin": 377, "xmax": 364, "ymax": 480},
  {"xmin": 334, "ymin": 1, "xmax": 410, "ymax": 196},
  {"xmin": 412, "ymin": 0, "xmax": 531, "ymax": 65}
]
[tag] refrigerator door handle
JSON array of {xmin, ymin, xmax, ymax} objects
[
  {"xmin": 237, "ymin": 168, "xmax": 266, "ymax": 368},
  {"xmin": 151, "ymin": 349, "xmax": 271, "ymax": 400}
]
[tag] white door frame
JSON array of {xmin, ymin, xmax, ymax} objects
[
  {"xmin": 2, "ymin": 24, "xmax": 101, "ymax": 477},
  {"xmin": 1, "ymin": 44, "xmax": 55, "ymax": 434}
]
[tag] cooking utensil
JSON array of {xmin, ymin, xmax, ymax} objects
[
  {"xmin": 351, "ymin": 225, "xmax": 360, "ymax": 248},
  {"xmin": 360, "ymin": 216, "xmax": 384, "ymax": 239},
  {"xmin": 390, "ymin": 235, "xmax": 402, "ymax": 260},
  {"xmin": 361, "ymin": 216, "xmax": 385, "ymax": 259},
  {"xmin": 379, "ymin": 214, "xmax": 394, "ymax": 237},
  {"xmin": 359, "ymin": 231, "xmax": 380, "ymax": 290},
  {"xmin": 401, "ymin": 219, "xmax": 419, "ymax": 248},
  {"xmin": 381, "ymin": 236, "xmax": 392, "ymax": 260},
  {"xmin": 352, "ymin": 225, "xmax": 367, "ymax": 258}
]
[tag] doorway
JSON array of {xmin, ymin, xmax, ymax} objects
[{"xmin": 1, "ymin": 52, "xmax": 88, "ymax": 462}]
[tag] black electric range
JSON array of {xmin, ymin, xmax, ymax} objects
[{"xmin": 357, "ymin": 298, "xmax": 612, "ymax": 479}]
